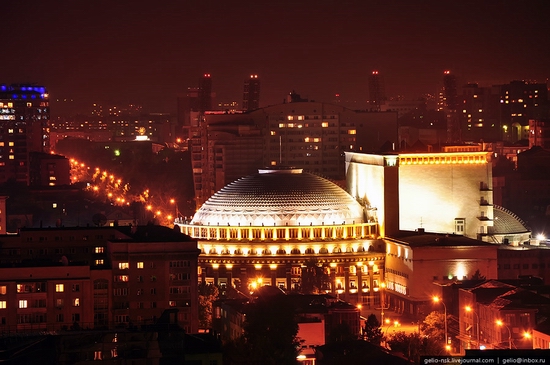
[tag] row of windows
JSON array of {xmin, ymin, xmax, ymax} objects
[
  {"xmin": 386, "ymin": 267, "xmax": 410, "ymax": 279},
  {"xmin": 2, "ymin": 298, "xmax": 80, "ymax": 309},
  {"xmin": 500, "ymin": 263, "xmax": 547, "ymax": 270}
]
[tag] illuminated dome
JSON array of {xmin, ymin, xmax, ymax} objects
[{"xmin": 191, "ymin": 167, "xmax": 364, "ymax": 227}]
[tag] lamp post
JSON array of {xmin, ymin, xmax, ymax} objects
[
  {"xmin": 465, "ymin": 306, "xmax": 480, "ymax": 349},
  {"xmin": 383, "ymin": 319, "xmax": 399, "ymax": 349},
  {"xmin": 496, "ymin": 319, "xmax": 512, "ymax": 349},
  {"xmin": 433, "ymin": 296, "xmax": 449, "ymax": 351},
  {"xmin": 377, "ymin": 282, "xmax": 389, "ymax": 325}
]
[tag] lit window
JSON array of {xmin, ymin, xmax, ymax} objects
[
  {"xmin": 56, "ymin": 284, "xmax": 64, "ymax": 292},
  {"xmin": 169, "ymin": 301, "xmax": 176, "ymax": 307},
  {"xmin": 297, "ymin": 115, "xmax": 304, "ymax": 120},
  {"xmin": 52, "ymin": 203, "xmax": 57, "ymax": 208},
  {"xmin": 270, "ymin": 131, "xmax": 276, "ymax": 136},
  {"xmin": 348, "ymin": 130, "xmax": 356, "ymax": 135},
  {"xmin": 95, "ymin": 259, "xmax": 104, "ymax": 265},
  {"xmin": 49, "ymin": 176, "xmax": 56, "ymax": 181},
  {"xmin": 95, "ymin": 247, "xmax": 104, "ymax": 253},
  {"xmin": 19, "ymin": 300, "xmax": 27, "ymax": 308},
  {"xmin": 118, "ymin": 262, "xmax": 129, "ymax": 270},
  {"xmin": 8, "ymin": 155, "xmax": 14, "ymax": 160},
  {"xmin": 73, "ymin": 298, "xmax": 80, "ymax": 307},
  {"xmin": 322, "ymin": 122, "xmax": 329, "ymax": 128},
  {"xmin": 8, "ymin": 142, "xmax": 14, "ymax": 146},
  {"xmin": 278, "ymin": 123, "xmax": 285, "ymax": 128},
  {"xmin": 8, "ymin": 129, "xmax": 13, "ymax": 134},
  {"xmin": 0, "ymin": 286, "xmax": 6, "ymax": 295},
  {"xmin": 116, "ymin": 275, "xmax": 129, "ymax": 282},
  {"xmin": 287, "ymin": 116, "xmax": 294, "ymax": 121},
  {"xmin": 0, "ymin": 301, "xmax": 6, "ymax": 309},
  {"xmin": 137, "ymin": 262, "xmax": 144, "ymax": 269}
]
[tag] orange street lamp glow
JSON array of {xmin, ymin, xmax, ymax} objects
[{"xmin": 146, "ymin": 205, "xmax": 152, "ymax": 210}]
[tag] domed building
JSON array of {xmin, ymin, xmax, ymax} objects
[{"xmin": 176, "ymin": 167, "xmax": 385, "ymax": 306}]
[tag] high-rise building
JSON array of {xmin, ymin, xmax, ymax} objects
[
  {"xmin": 442, "ymin": 71, "xmax": 461, "ymax": 143},
  {"xmin": 0, "ymin": 84, "xmax": 50, "ymax": 184},
  {"xmin": 243, "ymin": 74, "xmax": 260, "ymax": 111},
  {"xmin": 189, "ymin": 101, "xmax": 399, "ymax": 206},
  {"xmin": 198, "ymin": 74, "xmax": 213, "ymax": 113},
  {"xmin": 499, "ymin": 80, "xmax": 549, "ymax": 143},
  {"xmin": 459, "ymin": 83, "xmax": 501, "ymax": 142},
  {"xmin": 368, "ymin": 71, "xmax": 386, "ymax": 111}
]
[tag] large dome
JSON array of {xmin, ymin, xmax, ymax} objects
[{"xmin": 191, "ymin": 168, "xmax": 364, "ymax": 227}]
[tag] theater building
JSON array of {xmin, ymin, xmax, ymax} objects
[{"xmin": 176, "ymin": 167, "xmax": 386, "ymax": 307}]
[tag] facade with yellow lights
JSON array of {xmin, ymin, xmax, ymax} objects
[
  {"xmin": 176, "ymin": 167, "xmax": 386, "ymax": 306},
  {"xmin": 345, "ymin": 150, "xmax": 529, "ymax": 316},
  {"xmin": 346, "ymin": 151, "xmax": 496, "ymax": 240}
]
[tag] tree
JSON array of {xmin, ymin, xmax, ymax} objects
[
  {"xmin": 421, "ymin": 311, "xmax": 445, "ymax": 342},
  {"xmin": 198, "ymin": 283, "xmax": 219, "ymax": 329},
  {"xmin": 387, "ymin": 331, "xmax": 440, "ymax": 363},
  {"xmin": 241, "ymin": 295, "xmax": 300, "ymax": 365},
  {"xmin": 300, "ymin": 259, "xmax": 330, "ymax": 294},
  {"xmin": 471, "ymin": 269, "xmax": 486, "ymax": 281},
  {"xmin": 363, "ymin": 314, "xmax": 383, "ymax": 345}
]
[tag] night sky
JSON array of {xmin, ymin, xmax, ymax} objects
[{"xmin": 4, "ymin": 0, "xmax": 550, "ymax": 116}]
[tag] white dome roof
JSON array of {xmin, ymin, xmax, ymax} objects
[{"xmin": 191, "ymin": 168, "xmax": 364, "ymax": 226}]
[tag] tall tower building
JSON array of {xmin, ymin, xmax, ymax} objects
[
  {"xmin": 443, "ymin": 71, "xmax": 460, "ymax": 143},
  {"xmin": 0, "ymin": 84, "xmax": 50, "ymax": 184},
  {"xmin": 368, "ymin": 71, "xmax": 385, "ymax": 111},
  {"xmin": 243, "ymin": 74, "xmax": 260, "ymax": 111},
  {"xmin": 198, "ymin": 74, "xmax": 213, "ymax": 113}
]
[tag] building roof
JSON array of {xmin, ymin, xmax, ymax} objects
[
  {"xmin": 114, "ymin": 225, "xmax": 195, "ymax": 243},
  {"xmin": 468, "ymin": 280, "xmax": 550, "ymax": 309},
  {"xmin": 491, "ymin": 205, "xmax": 530, "ymax": 234},
  {"xmin": 388, "ymin": 231, "xmax": 494, "ymax": 248},
  {"xmin": 191, "ymin": 167, "xmax": 364, "ymax": 227}
]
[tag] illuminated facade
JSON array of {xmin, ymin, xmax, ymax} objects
[
  {"xmin": 346, "ymin": 151, "xmax": 497, "ymax": 240},
  {"xmin": 176, "ymin": 167, "xmax": 386, "ymax": 306},
  {"xmin": 385, "ymin": 233, "xmax": 498, "ymax": 315},
  {"xmin": 345, "ymin": 150, "xmax": 529, "ymax": 315},
  {"xmin": 0, "ymin": 84, "xmax": 50, "ymax": 184}
]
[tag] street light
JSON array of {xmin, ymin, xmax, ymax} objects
[
  {"xmin": 465, "ymin": 305, "xmax": 480, "ymax": 349},
  {"xmin": 496, "ymin": 319, "xmax": 512, "ymax": 349},
  {"xmin": 383, "ymin": 319, "xmax": 400, "ymax": 349},
  {"xmin": 433, "ymin": 296, "xmax": 449, "ymax": 351}
]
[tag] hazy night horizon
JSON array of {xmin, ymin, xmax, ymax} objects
[{"xmin": 3, "ymin": 0, "xmax": 549, "ymax": 116}]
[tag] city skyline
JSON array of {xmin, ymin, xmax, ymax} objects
[{"xmin": 3, "ymin": 0, "xmax": 550, "ymax": 116}]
